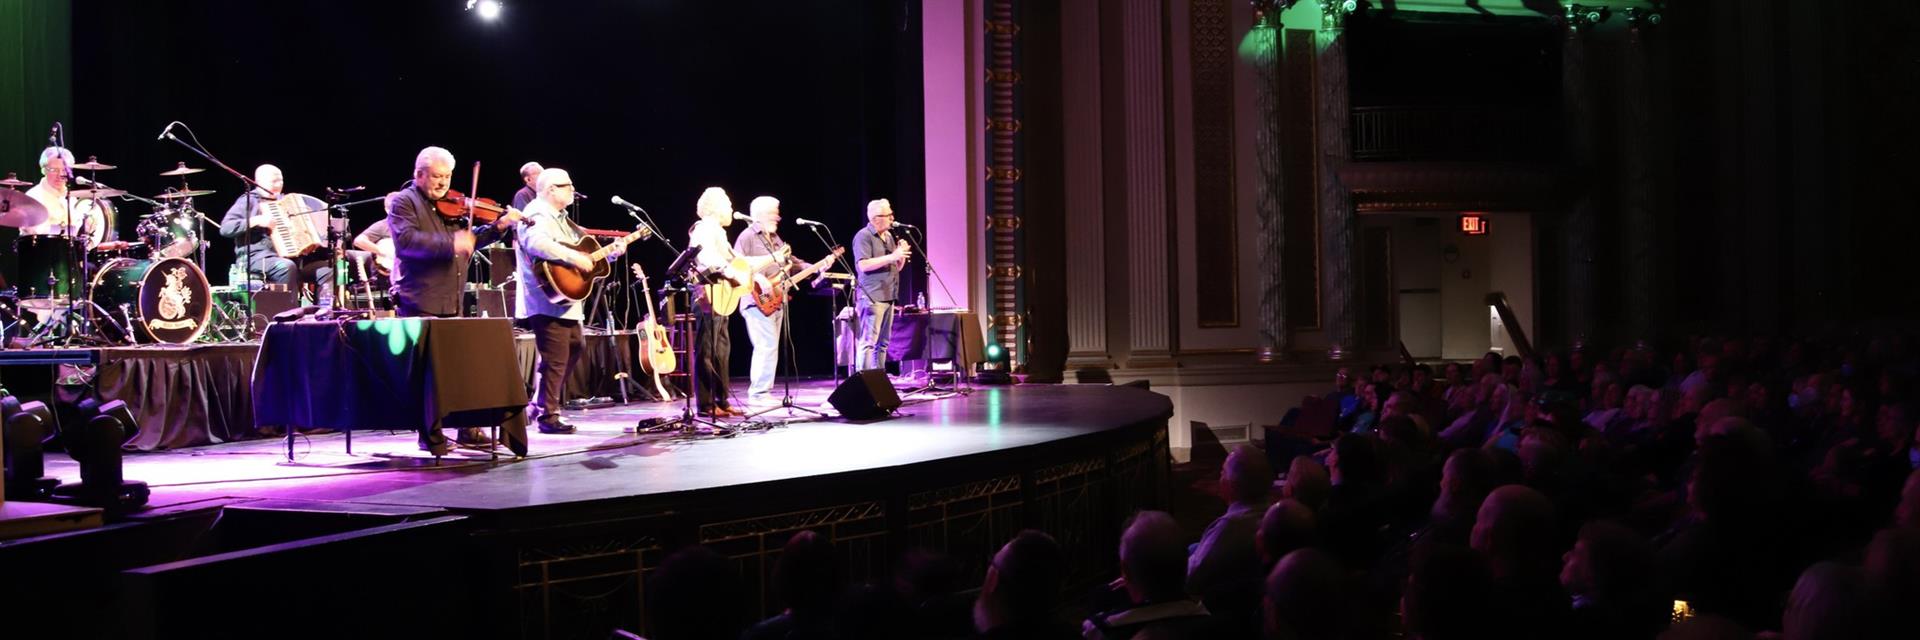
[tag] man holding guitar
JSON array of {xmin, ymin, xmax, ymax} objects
[
  {"xmin": 689, "ymin": 187, "xmax": 754, "ymax": 418},
  {"xmin": 515, "ymin": 169, "xmax": 627, "ymax": 434},
  {"xmin": 732, "ymin": 196, "xmax": 842, "ymax": 403}
]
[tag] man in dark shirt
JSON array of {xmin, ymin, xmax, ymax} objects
[
  {"xmin": 219, "ymin": 164, "xmax": 332, "ymax": 300},
  {"xmin": 732, "ymin": 195, "xmax": 809, "ymax": 401},
  {"xmin": 852, "ymin": 198, "xmax": 910, "ymax": 371},
  {"xmin": 510, "ymin": 161, "xmax": 542, "ymax": 211},
  {"xmin": 384, "ymin": 146, "xmax": 511, "ymax": 318}
]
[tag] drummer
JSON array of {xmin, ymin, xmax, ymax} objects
[{"xmin": 21, "ymin": 146, "xmax": 109, "ymax": 247}]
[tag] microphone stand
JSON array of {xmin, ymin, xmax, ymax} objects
[
  {"xmin": 897, "ymin": 225, "xmax": 968, "ymax": 395},
  {"xmin": 806, "ymin": 223, "xmax": 879, "ymax": 383},
  {"xmin": 742, "ymin": 222, "xmax": 826, "ymax": 422},
  {"xmin": 161, "ymin": 126, "xmax": 271, "ymax": 336}
]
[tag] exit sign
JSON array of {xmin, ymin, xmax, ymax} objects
[{"xmin": 1460, "ymin": 214, "xmax": 1489, "ymax": 235}]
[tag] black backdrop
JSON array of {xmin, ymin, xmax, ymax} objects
[{"xmin": 51, "ymin": 0, "xmax": 925, "ymax": 379}]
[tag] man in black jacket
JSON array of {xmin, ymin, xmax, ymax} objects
[{"xmin": 384, "ymin": 146, "xmax": 511, "ymax": 318}]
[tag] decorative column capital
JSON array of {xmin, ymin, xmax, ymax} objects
[
  {"xmin": 1623, "ymin": 5, "xmax": 1664, "ymax": 34},
  {"xmin": 1563, "ymin": 3, "xmax": 1611, "ymax": 32},
  {"xmin": 1317, "ymin": 0, "xmax": 1359, "ymax": 32},
  {"xmin": 1248, "ymin": 0, "xmax": 1300, "ymax": 29}
]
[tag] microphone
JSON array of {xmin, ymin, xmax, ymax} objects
[
  {"xmin": 326, "ymin": 185, "xmax": 366, "ymax": 195},
  {"xmin": 732, "ymin": 212, "xmax": 753, "ymax": 222},
  {"xmin": 610, "ymin": 195, "xmax": 644, "ymax": 211},
  {"xmin": 890, "ymin": 221, "xmax": 918, "ymax": 229},
  {"xmin": 155, "ymin": 121, "xmax": 174, "ymax": 142},
  {"xmin": 572, "ymin": 192, "xmax": 589, "ymax": 200},
  {"xmin": 50, "ymin": 124, "xmax": 59, "ymax": 146},
  {"xmin": 794, "ymin": 217, "xmax": 826, "ymax": 227}
]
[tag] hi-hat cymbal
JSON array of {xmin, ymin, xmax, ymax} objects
[
  {"xmin": 72, "ymin": 156, "xmax": 116, "ymax": 171},
  {"xmin": 0, "ymin": 190, "xmax": 50, "ymax": 227},
  {"xmin": 155, "ymin": 189, "xmax": 216, "ymax": 200},
  {"xmin": 0, "ymin": 172, "xmax": 31, "ymax": 188},
  {"xmin": 158, "ymin": 162, "xmax": 204, "ymax": 177},
  {"xmin": 70, "ymin": 187, "xmax": 128, "ymax": 199}
]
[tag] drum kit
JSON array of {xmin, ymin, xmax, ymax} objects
[{"xmin": 1, "ymin": 158, "xmax": 225, "ymax": 347}]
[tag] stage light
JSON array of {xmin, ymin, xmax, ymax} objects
[
  {"xmin": 51, "ymin": 399, "xmax": 149, "ymax": 510},
  {"xmin": 3, "ymin": 395, "xmax": 59, "ymax": 501},
  {"xmin": 465, "ymin": 0, "xmax": 502, "ymax": 21},
  {"xmin": 975, "ymin": 343, "xmax": 1013, "ymax": 385}
]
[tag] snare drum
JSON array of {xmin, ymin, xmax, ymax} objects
[
  {"xmin": 90, "ymin": 257, "xmax": 213, "ymax": 344},
  {"xmin": 13, "ymin": 234, "xmax": 83, "ymax": 310},
  {"xmin": 88, "ymin": 240, "xmax": 151, "ymax": 264}
]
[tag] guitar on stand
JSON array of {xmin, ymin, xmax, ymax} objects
[
  {"xmin": 750, "ymin": 246, "xmax": 844, "ymax": 315},
  {"xmin": 630, "ymin": 264, "xmax": 676, "ymax": 401},
  {"xmin": 532, "ymin": 224, "xmax": 655, "ymax": 304}
]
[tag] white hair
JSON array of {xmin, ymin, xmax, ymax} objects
[
  {"xmin": 413, "ymin": 146, "xmax": 454, "ymax": 175},
  {"xmin": 254, "ymin": 164, "xmax": 282, "ymax": 183},
  {"xmin": 696, "ymin": 187, "xmax": 730, "ymax": 220},
  {"xmin": 38, "ymin": 147, "xmax": 74, "ymax": 175},
  {"xmin": 866, "ymin": 198, "xmax": 892, "ymax": 219},
  {"xmin": 518, "ymin": 161, "xmax": 543, "ymax": 180},
  {"xmin": 749, "ymin": 196, "xmax": 780, "ymax": 217},
  {"xmin": 535, "ymin": 168, "xmax": 570, "ymax": 195}
]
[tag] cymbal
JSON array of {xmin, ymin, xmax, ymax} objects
[
  {"xmin": 0, "ymin": 172, "xmax": 31, "ymax": 188},
  {"xmin": 72, "ymin": 156, "xmax": 116, "ymax": 171},
  {"xmin": 0, "ymin": 190, "xmax": 50, "ymax": 227},
  {"xmin": 158, "ymin": 162, "xmax": 204, "ymax": 177},
  {"xmin": 70, "ymin": 188, "xmax": 128, "ymax": 199},
  {"xmin": 155, "ymin": 189, "xmax": 216, "ymax": 200}
]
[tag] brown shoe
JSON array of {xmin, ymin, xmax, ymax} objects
[
  {"xmin": 456, "ymin": 427, "xmax": 493, "ymax": 446},
  {"xmin": 723, "ymin": 406, "xmax": 746, "ymax": 417},
  {"xmin": 703, "ymin": 408, "xmax": 733, "ymax": 419}
]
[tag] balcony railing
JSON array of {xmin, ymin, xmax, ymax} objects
[{"xmin": 1351, "ymin": 105, "xmax": 1561, "ymax": 162}]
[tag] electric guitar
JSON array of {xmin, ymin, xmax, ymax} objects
[
  {"xmin": 533, "ymin": 224, "xmax": 654, "ymax": 304},
  {"xmin": 629, "ymin": 264, "xmax": 675, "ymax": 400},
  {"xmin": 750, "ymin": 247, "xmax": 844, "ymax": 315}
]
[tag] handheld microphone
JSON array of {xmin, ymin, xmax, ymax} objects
[
  {"xmin": 610, "ymin": 195, "xmax": 644, "ymax": 211},
  {"xmin": 794, "ymin": 217, "xmax": 826, "ymax": 227},
  {"xmin": 155, "ymin": 121, "xmax": 174, "ymax": 142}
]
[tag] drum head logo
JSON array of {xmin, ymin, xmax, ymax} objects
[
  {"xmin": 140, "ymin": 259, "xmax": 211, "ymax": 342},
  {"xmin": 155, "ymin": 267, "xmax": 194, "ymax": 323}
]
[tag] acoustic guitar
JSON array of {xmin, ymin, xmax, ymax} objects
[
  {"xmin": 630, "ymin": 263, "xmax": 675, "ymax": 399},
  {"xmin": 533, "ymin": 224, "xmax": 654, "ymax": 304},
  {"xmin": 700, "ymin": 256, "xmax": 757, "ymax": 317},
  {"xmin": 749, "ymin": 247, "xmax": 844, "ymax": 315}
]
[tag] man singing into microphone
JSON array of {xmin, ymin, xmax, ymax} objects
[{"xmin": 852, "ymin": 198, "xmax": 910, "ymax": 372}]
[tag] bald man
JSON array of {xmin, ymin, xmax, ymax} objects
[
  {"xmin": 220, "ymin": 164, "xmax": 332, "ymax": 300},
  {"xmin": 515, "ymin": 168, "xmax": 625, "ymax": 434}
]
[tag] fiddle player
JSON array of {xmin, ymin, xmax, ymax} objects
[{"xmin": 219, "ymin": 164, "xmax": 332, "ymax": 303}]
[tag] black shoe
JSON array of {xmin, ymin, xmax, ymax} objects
[
  {"xmin": 419, "ymin": 429, "xmax": 450, "ymax": 456},
  {"xmin": 456, "ymin": 427, "xmax": 493, "ymax": 446},
  {"xmin": 537, "ymin": 419, "xmax": 576, "ymax": 434}
]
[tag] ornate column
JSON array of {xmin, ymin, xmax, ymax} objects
[
  {"xmin": 1121, "ymin": 0, "xmax": 1172, "ymax": 361},
  {"xmin": 1560, "ymin": 3, "xmax": 1606, "ymax": 349},
  {"xmin": 985, "ymin": 0, "xmax": 1026, "ymax": 364},
  {"xmin": 1619, "ymin": 7, "xmax": 1662, "ymax": 343},
  {"xmin": 1315, "ymin": 0, "xmax": 1356, "ymax": 359},
  {"xmin": 1247, "ymin": 1, "xmax": 1294, "ymax": 362},
  {"xmin": 1063, "ymin": 0, "xmax": 1109, "ymax": 367}
]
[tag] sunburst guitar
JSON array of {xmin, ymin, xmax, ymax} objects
[{"xmin": 533, "ymin": 225, "xmax": 654, "ymax": 304}]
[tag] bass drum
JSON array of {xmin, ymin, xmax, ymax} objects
[{"xmin": 90, "ymin": 257, "xmax": 213, "ymax": 344}]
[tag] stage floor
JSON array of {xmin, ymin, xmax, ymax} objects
[{"xmin": 42, "ymin": 378, "xmax": 1170, "ymax": 515}]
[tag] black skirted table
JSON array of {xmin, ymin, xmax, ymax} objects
[{"xmin": 252, "ymin": 317, "xmax": 529, "ymax": 457}]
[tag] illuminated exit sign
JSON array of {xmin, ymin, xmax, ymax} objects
[{"xmin": 1460, "ymin": 214, "xmax": 1489, "ymax": 235}]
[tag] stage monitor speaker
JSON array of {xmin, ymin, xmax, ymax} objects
[
  {"xmin": 828, "ymin": 369, "xmax": 901, "ymax": 420},
  {"xmin": 253, "ymin": 288, "xmax": 299, "ymax": 326},
  {"xmin": 471, "ymin": 287, "xmax": 509, "ymax": 319}
]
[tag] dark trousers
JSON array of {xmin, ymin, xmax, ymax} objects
[
  {"xmin": 695, "ymin": 306, "xmax": 732, "ymax": 411},
  {"xmin": 248, "ymin": 250, "xmax": 334, "ymax": 303},
  {"xmin": 527, "ymin": 314, "xmax": 584, "ymax": 424}
]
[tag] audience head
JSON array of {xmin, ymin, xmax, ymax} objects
[
  {"xmin": 645, "ymin": 546, "xmax": 745, "ymax": 640},
  {"xmin": 1401, "ymin": 542, "xmax": 1493, "ymax": 640},
  {"xmin": 1434, "ymin": 447, "xmax": 1501, "ymax": 523},
  {"xmin": 1328, "ymin": 434, "xmax": 1383, "ymax": 488},
  {"xmin": 974, "ymin": 529, "xmax": 1067, "ymax": 632},
  {"xmin": 1559, "ymin": 520, "xmax": 1654, "ymax": 604},
  {"xmin": 1283, "ymin": 456, "xmax": 1331, "ymax": 511},
  {"xmin": 1470, "ymin": 485, "xmax": 1558, "ymax": 581},
  {"xmin": 1264, "ymin": 548, "xmax": 1349, "ymax": 640},
  {"xmin": 1222, "ymin": 444, "xmax": 1276, "ymax": 506},
  {"xmin": 1781, "ymin": 562, "xmax": 1876, "ymax": 640},
  {"xmin": 772, "ymin": 530, "xmax": 837, "ymax": 616},
  {"xmin": 1898, "ymin": 469, "xmax": 1920, "ymax": 528},
  {"xmin": 1117, "ymin": 511, "xmax": 1188, "ymax": 603},
  {"xmin": 1257, "ymin": 499, "xmax": 1318, "ymax": 567},
  {"xmin": 1688, "ymin": 433, "xmax": 1773, "ymax": 524},
  {"xmin": 1864, "ymin": 527, "xmax": 1920, "ymax": 612}
]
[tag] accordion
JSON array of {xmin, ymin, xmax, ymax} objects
[{"xmin": 261, "ymin": 194, "xmax": 325, "ymax": 258}]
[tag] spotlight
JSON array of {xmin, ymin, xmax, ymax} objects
[
  {"xmin": 3, "ymin": 395, "xmax": 60, "ymax": 501},
  {"xmin": 50, "ymin": 399, "xmax": 148, "ymax": 510},
  {"xmin": 465, "ymin": 0, "xmax": 502, "ymax": 21}
]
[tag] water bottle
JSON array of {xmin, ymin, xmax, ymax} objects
[
  {"xmin": 917, "ymin": 291, "xmax": 928, "ymax": 311},
  {"xmin": 227, "ymin": 262, "xmax": 244, "ymax": 287}
]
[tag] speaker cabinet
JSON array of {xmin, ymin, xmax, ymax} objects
[{"xmin": 828, "ymin": 369, "xmax": 902, "ymax": 420}]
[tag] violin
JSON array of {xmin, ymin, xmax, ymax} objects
[{"xmin": 432, "ymin": 188, "xmax": 523, "ymax": 230}]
